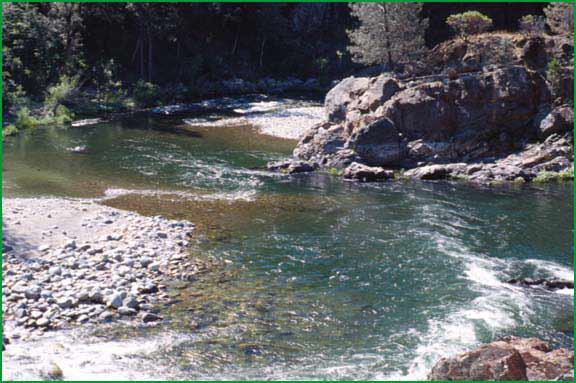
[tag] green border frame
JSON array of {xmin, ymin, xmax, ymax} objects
[{"xmin": 0, "ymin": 0, "xmax": 574, "ymax": 382}]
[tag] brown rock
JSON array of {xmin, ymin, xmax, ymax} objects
[
  {"xmin": 429, "ymin": 337, "xmax": 574, "ymax": 381},
  {"xmin": 342, "ymin": 162, "xmax": 394, "ymax": 182}
]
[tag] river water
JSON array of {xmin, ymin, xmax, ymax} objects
[{"xmin": 2, "ymin": 98, "xmax": 574, "ymax": 380}]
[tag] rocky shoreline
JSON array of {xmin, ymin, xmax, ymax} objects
[
  {"xmin": 268, "ymin": 36, "xmax": 574, "ymax": 185},
  {"xmin": 1, "ymin": 197, "xmax": 215, "ymax": 344}
]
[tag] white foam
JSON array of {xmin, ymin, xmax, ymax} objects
[
  {"xmin": 525, "ymin": 259, "xmax": 574, "ymax": 282},
  {"xmin": 101, "ymin": 187, "xmax": 257, "ymax": 202}
]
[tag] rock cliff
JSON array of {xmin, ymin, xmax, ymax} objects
[{"xmin": 270, "ymin": 36, "xmax": 574, "ymax": 184}]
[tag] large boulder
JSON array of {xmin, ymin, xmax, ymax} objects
[
  {"xmin": 342, "ymin": 162, "xmax": 394, "ymax": 182},
  {"xmin": 538, "ymin": 106, "xmax": 574, "ymax": 140},
  {"xmin": 325, "ymin": 76, "xmax": 371, "ymax": 123},
  {"xmin": 295, "ymin": 66, "xmax": 549, "ymax": 170},
  {"xmin": 429, "ymin": 337, "xmax": 574, "ymax": 381}
]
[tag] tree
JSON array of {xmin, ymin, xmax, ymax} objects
[
  {"xmin": 446, "ymin": 11, "xmax": 493, "ymax": 42},
  {"xmin": 544, "ymin": 3, "xmax": 574, "ymax": 35},
  {"xmin": 346, "ymin": 3, "xmax": 428, "ymax": 70}
]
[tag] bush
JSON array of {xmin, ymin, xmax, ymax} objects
[
  {"xmin": 544, "ymin": 3, "xmax": 574, "ymax": 35},
  {"xmin": 44, "ymin": 75, "xmax": 79, "ymax": 115},
  {"xmin": 13, "ymin": 107, "xmax": 39, "ymax": 129},
  {"xmin": 53, "ymin": 105, "xmax": 74, "ymax": 124},
  {"xmin": 446, "ymin": 11, "xmax": 493, "ymax": 41},
  {"xmin": 519, "ymin": 15, "xmax": 546, "ymax": 37},
  {"xmin": 133, "ymin": 80, "xmax": 160, "ymax": 108},
  {"xmin": 2, "ymin": 124, "xmax": 20, "ymax": 138}
]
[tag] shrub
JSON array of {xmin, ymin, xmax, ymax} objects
[
  {"xmin": 544, "ymin": 3, "xmax": 574, "ymax": 35},
  {"xmin": 53, "ymin": 105, "xmax": 74, "ymax": 124},
  {"xmin": 44, "ymin": 75, "xmax": 79, "ymax": 115},
  {"xmin": 2, "ymin": 124, "xmax": 19, "ymax": 138},
  {"xmin": 14, "ymin": 107, "xmax": 38, "ymax": 129},
  {"xmin": 133, "ymin": 80, "xmax": 160, "ymax": 108},
  {"xmin": 519, "ymin": 15, "xmax": 546, "ymax": 37},
  {"xmin": 446, "ymin": 11, "xmax": 493, "ymax": 41}
]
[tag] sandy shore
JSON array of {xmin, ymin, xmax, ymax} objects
[
  {"xmin": 1, "ymin": 197, "xmax": 213, "ymax": 342},
  {"xmin": 183, "ymin": 104, "xmax": 325, "ymax": 140}
]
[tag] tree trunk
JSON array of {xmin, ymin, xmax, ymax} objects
[
  {"xmin": 259, "ymin": 36, "xmax": 266, "ymax": 68},
  {"xmin": 381, "ymin": 4, "xmax": 394, "ymax": 70},
  {"xmin": 148, "ymin": 31, "xmax": 153, "ymax": 83}
]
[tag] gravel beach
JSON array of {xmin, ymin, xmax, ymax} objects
[{"xmin": 2, "ymin": 197, "xmax": 211, "ymax": 341}]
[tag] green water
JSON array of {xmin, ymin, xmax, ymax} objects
[{"xmin": 2, "ymin": 109, "xmax": 574, "ymax": 380}]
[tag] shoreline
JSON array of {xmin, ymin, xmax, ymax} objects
[{"xmin": 1, "ymin": 197, "xmax": 212, "ymax": 343}]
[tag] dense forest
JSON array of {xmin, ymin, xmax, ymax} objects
[{"xmin": 0, "ymin": 2, "xmax": 565, "ymax": 121}]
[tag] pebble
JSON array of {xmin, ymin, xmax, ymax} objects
[{"xmin": 3, "ymin": 197, "xmax": 202, "ymax": 338}]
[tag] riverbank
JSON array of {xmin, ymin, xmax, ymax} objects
[{"xmin": 1, "ymin": 197, "xmax": 216, "ymax": 343}]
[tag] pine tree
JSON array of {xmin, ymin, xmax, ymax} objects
[{"xmin": 347, "ymin": 3, "xmax": 428, "ymax": 69}]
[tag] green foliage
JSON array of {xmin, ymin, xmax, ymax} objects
[
  {"xmin": 328, "ymin": 167, "xmax": 344, "ymax": 177},
  {"xmin": 44, "ymin": 75, "xmax": 78, "ymax": 115},
  {"xmin": 13, "ymin": 107, "xmax": 39, "ymax": 130},
  {"xmin": 533, "ymin": 169, "xmax": 574, "ymax": 183},
  {"xmin": 133, "ymin": 80, "xmax": 160, "ymax": 108},
  {"xmin": 53, "ymin": 105, "xmax": 74, "ymax": 124},
  {"xmin": 96, "ymin": 59, "xmax": 128, "ymax": 109},
  {"xmin": 546, "ymin": 58, "xmax": 563, "ymax": 96},
  {"xmin": 2, "ymin": 124, "xmax": 20, "ymax": 138},
  {"xmin": 446, "ymin": 11, "xmax": 493, "ymax": 41}
]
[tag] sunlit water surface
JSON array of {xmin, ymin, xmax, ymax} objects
[{"xmin": 2, "ymin": 100, "xmax": 573, "ymax": 380}]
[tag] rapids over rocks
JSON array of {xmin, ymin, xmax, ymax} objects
[{"xmin": 2, "ymin": 96, "xmax": 573, "ymax": 380}]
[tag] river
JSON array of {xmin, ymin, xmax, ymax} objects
[{"xmin": 2, "ymin": 97, "xmax": 573, "ymax": 380}]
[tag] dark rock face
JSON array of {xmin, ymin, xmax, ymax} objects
[
  {"xmin": 429, "ymin": 337, "xmax": 574, "ymax": 381},
  {"xmin": 507, "ymin": 278, "xmax": 574, "ymax": 290}
]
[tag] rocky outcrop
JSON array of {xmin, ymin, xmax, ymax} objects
[
  {"xmin": 429, "ymin": 337, "xmax": 574, "ymax": 381},
  {"xmin": 271, "ymin": 56, "xmax": 573, "ymax": 184}
]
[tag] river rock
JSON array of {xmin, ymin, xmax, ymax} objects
[
  {"xmin": 106, "ymin": 292, "xmax": 127, "ymax": 309},
  {"xmin": 429, "ymin": 336, "xmax": 574, "ymax": 381},
  {"xmin": 538, "ymin": 106, "xmax": 574, "ymax": 140},
  {"xmin": 141, "ymin": 312, "xmax": 163, "ymax": 323},
  {"xmin": 343, "ymin": 162, "xmax": 394, "ymax": 182}
]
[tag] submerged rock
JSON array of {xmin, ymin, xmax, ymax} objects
[
  {"xmin": 507, "ymin": 278, "xmax": 574, "ymax": 290},
  {"xmin": 429, "ymin": 336, "xmax": 574, "ymax": 381}
]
